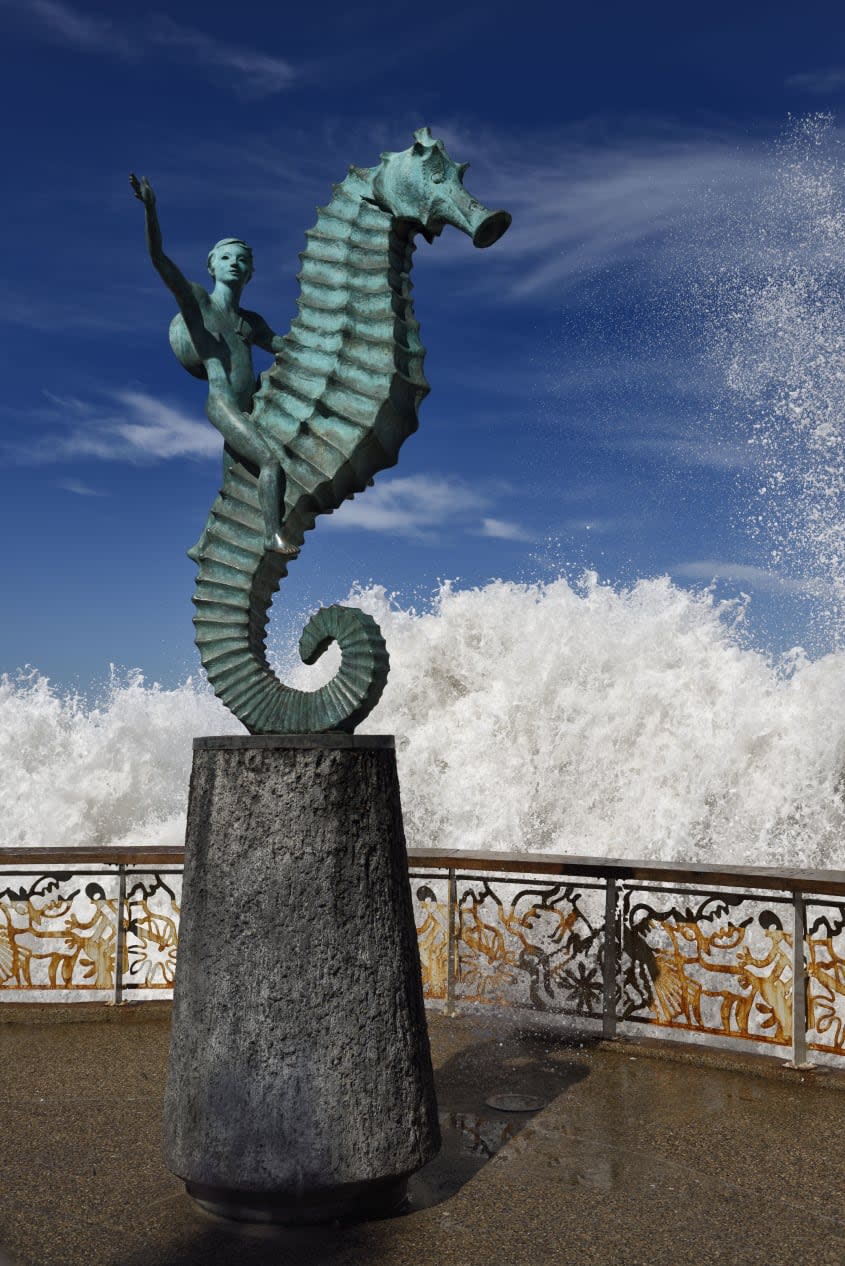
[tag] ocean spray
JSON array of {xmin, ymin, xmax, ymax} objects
[{"xmin": 3, "ymin": 576, "xmax": 845, "ymax": 866}]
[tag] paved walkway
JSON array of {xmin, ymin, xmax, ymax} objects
[{"xmin": 1, "ymin": 1005, "xmax": 844, "ymax": 1266}]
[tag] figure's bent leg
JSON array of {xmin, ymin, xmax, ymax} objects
[
  {"xmin": 222, "ymin": 442, "xmax": 237, "ymax": 480},
  {"xmin": 257, "ymin": 463, "xmax": 297, "ymax": 556},
  {"xmin": 206, "ymin": 395, "xmax": 298, "ymax": 555}
]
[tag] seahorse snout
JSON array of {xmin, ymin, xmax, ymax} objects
[
  {"xmin": 443, "ymin": 184, "xmax": 511, "ymax": 249},
  {"xmin": 471, "ymin": 208, "xmax": 512, "ymax": 249}
]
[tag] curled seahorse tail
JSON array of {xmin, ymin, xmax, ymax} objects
[
  {"xmin": 191, "ymin": 461, "xmax": 388, "ymax": 734},
  {"xmin": 298, "ymin": 605, "xmax": 389, "ymax": 733}
]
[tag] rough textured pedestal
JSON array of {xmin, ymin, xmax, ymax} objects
[{"xmin": 162, "ymin": 733, "xmax": 440, "ymax": 1223}]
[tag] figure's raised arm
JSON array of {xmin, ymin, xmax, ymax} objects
[{"xmin": 129, "ymin": 174, "xmax": 199, "ymax": 317}]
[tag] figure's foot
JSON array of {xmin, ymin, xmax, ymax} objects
[{"xmin": 265, "ymin": 532, "xmax": 300, "ymax": 557}]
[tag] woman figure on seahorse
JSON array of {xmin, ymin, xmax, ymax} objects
[{"xmin": 130, "ymin": 173, "xmax": 296, "ymax": 555}]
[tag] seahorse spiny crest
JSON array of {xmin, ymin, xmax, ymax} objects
[{"xmin": 191, "ymin": 132, "xmax": 511, "ymax": 734}]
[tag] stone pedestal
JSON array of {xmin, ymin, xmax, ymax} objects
[{"xmin": 162, "ymin": 734, "xmax": 440, "ymax": 1223}]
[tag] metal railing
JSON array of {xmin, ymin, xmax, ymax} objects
[
  {"xmin": 3, "ymin": 845, "xmax": 845, "ymax": 1066},
  {"xmin": 408, "ymin": 850, "xmax": 845, "ymax": 1066},
  {"xmin": 0, "ymin": 847, "xmax": 183, "ymax": 1004}
]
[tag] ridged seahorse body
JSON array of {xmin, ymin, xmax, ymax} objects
[{"xmin": 189, "ymin": 134, "xmax": 510, "ymax": 733}]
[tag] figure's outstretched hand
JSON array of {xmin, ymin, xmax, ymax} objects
[{"xmin": 129, "ymin": 173, "xmax": 156, "ymax": 207}]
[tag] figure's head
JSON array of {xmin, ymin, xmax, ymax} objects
[
  {"xmin": 371, "ymin": 127, "xmax": 511, "ymax": 248},
  {"xmin": 207, "ymin": 238, "xmax": 254, "ymax": 285}
]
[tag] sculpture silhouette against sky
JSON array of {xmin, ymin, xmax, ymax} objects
[{"xmin": 132, "ymin": 128, "xmax": 511, "ymax": 734}]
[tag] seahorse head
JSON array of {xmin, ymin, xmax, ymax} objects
[{"xmin": 371, "ymin": 127, "xmax": 511, "ymax": 248}]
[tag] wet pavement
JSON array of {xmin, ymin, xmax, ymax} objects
[{"xmin": 1, "ymin": 1005, "xmax": 844, "ymax": 1265}]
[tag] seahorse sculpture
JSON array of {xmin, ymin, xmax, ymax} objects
[{"xmin": 137, "ymin": 129, "xmax": 510, "ymax": 733}]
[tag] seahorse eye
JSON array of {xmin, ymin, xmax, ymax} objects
[{"xmin": 428, "ymin": 151, "xmax": 448, "ymax": 185}]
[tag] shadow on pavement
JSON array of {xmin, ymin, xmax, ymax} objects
[{"xmin": 409, "ymin": 1024, "xmax": 591, "ymax": 1211}]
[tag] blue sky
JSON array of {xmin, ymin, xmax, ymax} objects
[{"xmin": 2, "ymin": 0, "xmax": 845, "ymax": 689}]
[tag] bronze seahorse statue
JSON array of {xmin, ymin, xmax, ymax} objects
[{"xmin": 132, "ymin": 128, "xmax": 510, "ymax": 733}]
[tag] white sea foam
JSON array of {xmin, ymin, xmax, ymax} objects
[
  {"xmin": 0, "ymin": 668, "xmax": 239, "ymax": 849},
  {"xmin": 350, "ymin": 578, "xmax": 845, "ymax": 868},
  {"xmin": 3, "ymin": 576, "xmax": 845, "ymax": 866}
]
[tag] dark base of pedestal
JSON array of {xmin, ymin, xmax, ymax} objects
[{"xmin": 185, "ymin": 1174, "xmax": 409, "ymax": 1225}]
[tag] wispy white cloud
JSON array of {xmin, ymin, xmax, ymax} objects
[
  {"xmin": 540, "ymin": 352, "xmax": 724, "ymax": 404},
  {"xmin": 42, "ymin": 389, "xmax": 92, "ymax": 414},
  {"xmin": 104, "ymin": 391, "xmax": 219, "ymax": 460},
  {"xmin": 478, "ymin": 516, "xmax": 533, "ymax": 541},
  {"xmin": 0, "ymin": 284, "xmax": 146, "ymax": 333},
  {"xmin": 326, "ymin": 474, "xmax": 489, "ymax": 538},
  {"xmin": 325, "ymin": 473, "xmax": 530, "ymax": 541},
  {"xmin": 786, "ymin": 68, "xmax": 845, "ymax": 95},
  {"xmin": 5, "ymin": 0, "xmax": 297, "ymax": 97},
  {"xmin": 57, "ymin": 478, "xmax": 107, "ymax": 497},
  {"xmin": 621, "ymin": 434, "xmax": 759, "ymax": 472},
  {"xmin": 148, "ymin": 17, "xmax": 296, "ymax": 97},
  {"xmin": 18, "ymin": 0, "xmax": 132, "ymax": 54},
  {"xmin": 8, "ymin": 388, "xmax": 218, "ymax": 464},
  {"xmin": 671, "ymin": 559, "xmax": 827, "ymax": 596}
]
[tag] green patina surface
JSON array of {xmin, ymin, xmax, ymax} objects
[{"xmin": 132, "ymin": 129, "xmax": 511, "ymax": 733}]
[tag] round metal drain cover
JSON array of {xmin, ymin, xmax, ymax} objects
[{"xmin": 484, "ymin": 1093, "xmax": 544, "ymax": 1113}]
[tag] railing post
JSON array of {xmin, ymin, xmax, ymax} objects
[
  {"xmin": 445, "ymin": 868, "xmax": 457, "ymax": 1017},
  {"xmin": 114, "ymin": 865, "xmax": 127, "ymax": 1006},
  {"xmin": 602, "ymin": 875, "xmax": 618, "ymax": 1040},
  {"xmin": 791, "ymin": 889, "xmax": 809, "ymax": 1067}
]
